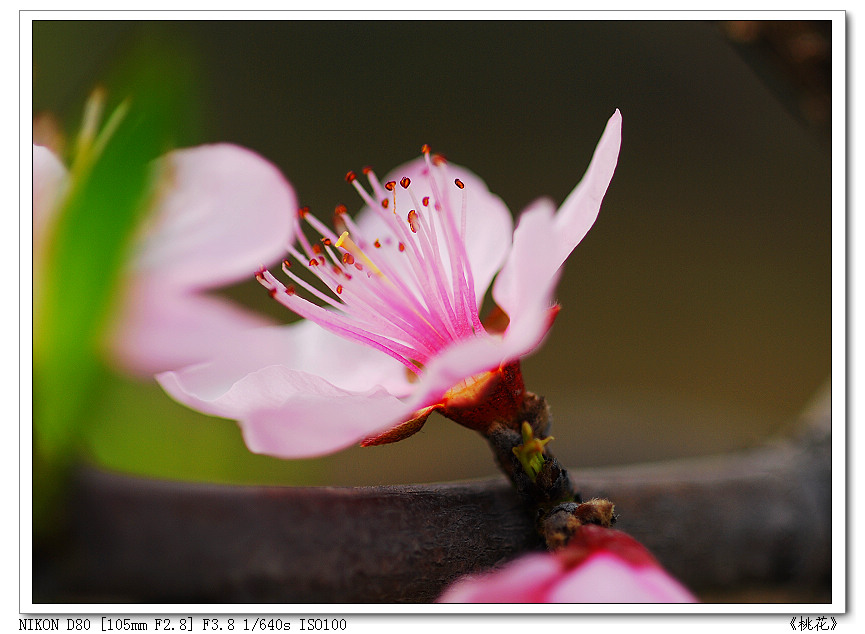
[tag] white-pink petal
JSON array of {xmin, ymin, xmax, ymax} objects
[
  {"xmin": 33, "ymin": 144, "xmax": 68, "ymax": 253},
  {"xmin": 156, "ymin": 320, "xmax": 421, "ymax": 457},
  {"xmin": 493, "ymin": 109, "xmax": 622, "ymax": 320},
  {"xmin": 33, "ymin": 140, "xmax": 300, "ymax": 380},
  {"xmin": 108, "ymin": 276, "xmax": 275, "ymax": 376},
  {"xmin": 490, "ymin": 197, "xmax": 562, "ymax": 350},
  {"xmin": 554, "ymin": 109, "xmax": 623, "ymax": 263},
  {"xmin": 158, "ymin": 339, "xmax": 414, "ymax": 459},
  {"xmin": 545, "ymin": 553, "xmax": 697, "ymax": 603},
  {"xmin": 132, "ymin": 143, "xmax": 297, "ymax": 290},
  {"xmin": 158, "ymin": 316, "xmax": 539, "ymax": 459},
  {"xmin": 234, "ymin": 369, "xmax": 413, "ymax": 458},
  {"xmin": 437, "ymin": 553, "xmax": 563, "ymax": 603},
  {"xmin": 159, "ymin": 319, "xmax": 412, "ymax": 400}
]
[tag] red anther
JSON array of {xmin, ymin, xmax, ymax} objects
[
  {"xmin": 336, "ymin": 284, "xmax": 344, "ymax": 295},
  {"xmin": 283, "ymin": 259, "xmax": 292, "ymax": 268},
  {"xmin": 319, "ymin": 256, "xmax": 326, "ymax": 264},
  {"xmin": 407, "ymin": 210, "xmax": 419, "ymax": 233},
  {"xmin": 355, "ymin": 262, "xmax": 363, "ymax": 271},
  {"xmin": 400, "ymin": 176, "xmax": 411, "ymax": 189},
  {"xmin": 421, "ymin": 144, "xmax": 431, "ymax": 154},
  {"xmin": 432, "ymin": 153, "xmax": 447, "ymax": 166},
  {"xmin": 286, "ymin": 285, "xmax": 296, "ymax": 296},
  {"xmin": 381, "ymin": 198, "xmax": 389, "ymax": 209},
  {"xmin": 374, "ymin": 239, "xmax": 381, "ymax": 248},
  {"xmin": 385, "ymin": 181, "xmax": 396, "ymax": 191},
  {"xmin": 334, "ymin": 204, "xmax": 348, "ymax": 215},
  {"xmin": 321, "ymin": 237, "xmax": 333, "ymax": 246},
  {"xmin": 268, "ymin": 287, "xmax": 279, "ymax": 298},
  {"xmin": 333, "ymin": 265, "xmax": 342, "ymax": 275},
  {"xmin": 398, "ymin": 242, "xmax": 406, "ymax": 252},
  {"xmin": 362, "ymin": 166, "xmax": 373, "ymax": 175},
  {"xmin": 454, "ymin": 178, "xmax": 465, "ymax": 189},
  {"xmin": 342, "ymin": 252, "xmax": 355, "ymax": 265},
  {"xmin": 309, "ymin": 258, "xmax": 319, "ymax": 267},
  {"xmin": 345, "ymin": 171, "xmax": 357, "ymax": 183},
  {"xmin": 298, "ymin": 206, "xmax": 310, "ymax": 218},
  {"xmin": 422, "ymin": 196, "xmax": 430, "ymax": 206},
  {"xmin": 312, "ymin": 243, "xmax": 323, "ymax": 255}
]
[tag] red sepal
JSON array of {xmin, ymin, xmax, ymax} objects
[
  {"xmin": 559, "ymin": 525, "xmax": 660, "ymax": 570},
  {"xmin": 360, "ymin": 405, "xmax": 439, "ymax": 447}
]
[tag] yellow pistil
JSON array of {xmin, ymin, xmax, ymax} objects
[
  {"xmin": 335, "ymin": 231, "xmax": 384, "ymax": 277},
  {"xmin": 442, "ymin": 371, "xmax": 499, "ymax": 408}
]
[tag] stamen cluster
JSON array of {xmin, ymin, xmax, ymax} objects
[{"xmin": 257, "ymin": 147, "xmax": 485, "ymax": 376}]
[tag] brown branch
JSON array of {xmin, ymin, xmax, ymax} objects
[{"xmin": 35, "ymin": 380, "xmax": 831, "ymax": 603}]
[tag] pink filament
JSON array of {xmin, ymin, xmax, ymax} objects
[{"xmin": 258, "ymin": 153, "xmax": 487, "ymax": 374}]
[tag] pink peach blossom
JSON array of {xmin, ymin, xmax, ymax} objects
[
  {"xmin": 438, "ymin": 524, "xmax": 697, "ymax": 603},
  {"xmin": 158, "ymin": 110, "xmax": 622, "ymax": 458},
  {"xmin": 33, "ymin": 143, "xmax": 297, "ymax": 375}
]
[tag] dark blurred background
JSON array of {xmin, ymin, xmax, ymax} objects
[{"xmin": 32, "ymin": 20, "xmax": 832, "ymax": 486}]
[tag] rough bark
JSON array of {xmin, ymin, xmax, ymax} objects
[{"xmin": 34, "ymin": 380, "xmax": 831, "ymax": 603}]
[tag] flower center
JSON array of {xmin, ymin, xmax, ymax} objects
[
  {"xmin": 438, "ymin": 362, "xmax": 525, "ymax": 433},
  {"xmin": 256, "ymin": 146, "xmax": 488, "ymax": 377}
]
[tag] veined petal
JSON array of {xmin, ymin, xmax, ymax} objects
[
  {"xmin": 108, "ymin": 277, "xmax": 275, "ymax": 376},
  {"xmin": 132, "ymin": 144, "xmax": 297, "ymax": 290}
]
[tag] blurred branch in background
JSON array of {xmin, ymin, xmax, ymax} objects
[
  {"xmin": 35, "ymin": 379, "xmax": 830, "ymax": 603},
  {"xmin": 721, "ymin": 20, "xmax": 832, "ymax": 137}
]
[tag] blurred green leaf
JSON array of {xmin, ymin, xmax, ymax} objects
[
  {"xmin": 85, "ymin": 373, "xmax": 324, "ymax": 487},
  {"xmin": 33, "ymin": 35, "xmax": 201, "ymax": 525}
]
